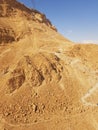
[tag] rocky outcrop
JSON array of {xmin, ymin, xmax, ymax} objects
[
  {"xmin": 0, "ymin": 0, "xmax": 32, "ymax": 17},
  {"xmin": 7, "ymin": 53, "xmax": 63, "ymax": 93},
  {"xmin": 7, "ymin": 68, "xmax": 25, "ymax": 93},
  {"xmin": 0, "ymin": 27, "xmax": 15, "ymax": 44},
  {"xmin": 0, "ymin": 0, "xmax": 57, "ymax": 30},
  {"xmin": 32, "ymin": 9, "xmax": 57, "ymax": 31},
  {"xmin": 0, "ymin": 0, "xmax": 57, "ymax": 44}
]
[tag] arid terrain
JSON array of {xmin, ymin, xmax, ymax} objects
[{"xmin": 0, "ymin": 0, "xmax": 98, "ymax": 130}]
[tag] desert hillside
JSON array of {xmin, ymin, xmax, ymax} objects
[{"xmin": 0, "ymin": 0, "xmax": 98, "ymax": 130}]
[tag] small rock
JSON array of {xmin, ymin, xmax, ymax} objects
[
  {"xmin": 32, "ymin": 104, "xmax": 38, "ymax": 112},
  {"xmin": 4, "ymin": 112, "xmax": 10, "ymax": 116}
]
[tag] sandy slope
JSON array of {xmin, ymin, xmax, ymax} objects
[{"xmin": 0, "ymin": 0, "xmax": 98, "ymax": 130}]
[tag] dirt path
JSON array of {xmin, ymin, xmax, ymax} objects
[{"xmin": 81, "ymin": 83, "xmax": 98, "ymax": 107}]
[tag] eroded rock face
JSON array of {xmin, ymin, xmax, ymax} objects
[
  {"xmin": 0, "ymin": 0, "xmax": 32, "ymax": 17},
  {"xmin": 0, "ymin": 27, "xmax": 15, "ymax": 44},
  {"xmin": 0, "ymin": 0, "xmax": 57, "ymax": 45},
  {"xmin": 32, "ymin": 10, "xmax": 57, "ymax": 31},
  {"xmin": 7, "ymin": 68, "xmax": 25, "ymax": 93},
  {"xmin": 7, "ymin": 53, "xmax": 63, "ymax": 93}
]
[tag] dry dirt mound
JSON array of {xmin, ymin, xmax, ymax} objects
[
  {"xmin": 6, "ymin": 53, "xmax": 63, "ymax": 93},
  {"xmin": 64, "ymin": 44, "xmax": 98, "ymax": 69}
]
